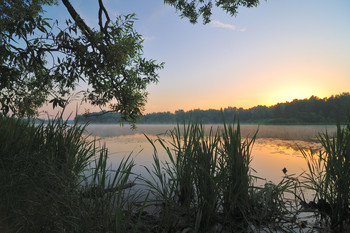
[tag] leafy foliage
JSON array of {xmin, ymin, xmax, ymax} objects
[
  {"xmin": 0, "ymin": 0, "xmax": 163, "ymax": 123},
  {"xmin": 164, "ymin": 0, "xmax": 261, "ymax": 24}
]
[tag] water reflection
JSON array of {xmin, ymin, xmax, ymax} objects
[
  {"xmin": 84, "ymin": 124, "xmax": 335, "ymax": 184},
  {"xmin": 85, "ymin": 124, "xmax": 336, "ymax": 140},
  {"xmin": 252, "ymin": 139, "xmax": 311, "ymax": 184}
]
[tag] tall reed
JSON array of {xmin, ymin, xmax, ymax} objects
[
  {"xmin": 143, "ymin": 120, "xmax": 261, "ymax": 232},
  {"xmin": 300, "ymin": 121, "xmax": 350, "ymax": 231},
  {"xmin": 218, "ymin": 119, "xmax": 257, "ymax": 229},
  {"xmin": 0, "ymin": 116, "xmax": 136, "ymax": 232}
]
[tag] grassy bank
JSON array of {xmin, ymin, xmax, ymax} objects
[{"xmin": 0, "ymin": 116, "xmax": 138, "ymax": 233}]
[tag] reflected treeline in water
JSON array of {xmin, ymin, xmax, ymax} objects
[
  {"xmin": 255, "ymin": 138, "xmax": 322, "ymax": 153},
  {"xmin": 84, "ymin": 124, "xmax": 176, "ymax": 138},
  {"xmin": 85, "ymin": 123, "xmax": 337, "ymax": 141},
  {"xmin": 242, "ymin": 124, "xmax": 337, "ymax": 140}
]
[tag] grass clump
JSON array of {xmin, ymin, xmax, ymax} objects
[
  {"xmin": 143, "ymin": 120, "xmax": 294, "ymax": 232},
  {"xmin": 300, "ymin": 121, "xmax": 350, "ymax": 231},
  {"xmin": 219, "ymin": 120, "xmax": 255, "ymax": 228},
  {"xmin": 0, "ymin": 116, "xmax": 136, "ymax": 233}
]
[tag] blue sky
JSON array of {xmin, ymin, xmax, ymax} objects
[{"xmin": 42, "ymin": 0, "xmax": 350, "ymax": 117}]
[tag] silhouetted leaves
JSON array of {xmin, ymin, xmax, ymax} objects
[
  {"xmin": 164, "ymin": 0, "xmax": 261, "ymax": 24},
  {"xmin": 1, "ymin": 0, "xmax": 163, "ymax": 122}
]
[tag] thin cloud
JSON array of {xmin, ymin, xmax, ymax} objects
[
  {"xmin": 210, "ymin": 20, "xmax": 236, "ymax": 30},
  {"xmin": 142, "ymin": 36, "xmax": 156, "ymax": 41},
  {"xmin": 210, "ymin": 20, "xmax": 246, "ymax": 32}
]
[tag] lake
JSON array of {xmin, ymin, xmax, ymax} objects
[{"xmin": 84, "ymin": 124, "xmax": 337, "ymax": 185}]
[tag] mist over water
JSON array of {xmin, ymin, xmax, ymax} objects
[
  {"xmin": 85, "ymin": 124, "xmax": 337, "ymax": 140},
  {"xmin": 84, "ymin": 124, "xmax": 337, "ymax": 184}
]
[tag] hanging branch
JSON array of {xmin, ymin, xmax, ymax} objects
[
  {"xmin": 98, "ymin": 0, "xmax": 111, "ymax": 42},
  {"xmin": 61, "ymin": 0, "xmax": 94, "ymax": 38}
]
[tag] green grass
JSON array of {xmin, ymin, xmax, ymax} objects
[
  {"xmin": 219, "ymin": 120, "xmax": 256, "ymax": 226},
  {"xmin": 0, "ymin": 116, "xmax": 137, "ymax": 233},
  {"xmin": 142, "ymin": 120, "xmax": 298, "ymax": 232},
  {"xmin": 300, "ymin": 121, "xmax": 350, "ymax": 231}
]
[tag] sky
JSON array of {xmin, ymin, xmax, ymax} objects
[{"xmin": 41, "ymin": 0, "xmax": 350, "ymax": 118}]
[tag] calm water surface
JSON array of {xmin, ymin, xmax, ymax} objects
[{"xmin": 84, "ymin": 124, "xmax": 336, "ymax": 184}]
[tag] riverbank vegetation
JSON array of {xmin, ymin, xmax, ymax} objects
[
  {"xmin": 77, "ymin": 93, "xmax": 350, "ymax": 125},
  {"xmin": 1, "ymin": 114, "xmax": 350, "ymax": 232},
  {"xmin": 298, "ymin": 120, "xmax": 350, "ymax": 232},
  {"xmin": 142, "ymin": 121, "xmax": 294, "ymax": 232},
  {"xmin": 0, "ymin": 116, "xmax": 139, "ymax": 232}
]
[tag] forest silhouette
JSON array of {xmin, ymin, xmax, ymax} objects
[{"xmin": 77, "ymin": 93, "xmax": 350, "ymax": 124}]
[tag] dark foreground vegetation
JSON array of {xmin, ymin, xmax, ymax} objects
[
  {"xmin": 0, "ymin": 116, "xmax": 137, "ymax": 233},
  {"xmin": 76, "ymin": 93, "xmax": 350, "ymax": 125},
  {"xmin": 1, "ymin": 115, "xmax": 350, "ymax": 232}
]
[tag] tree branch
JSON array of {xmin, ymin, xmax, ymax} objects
[
  {"xmin": 98, "ymin": 0, "xmax": 111, "ymax": 34},
  {"xmin": 61, "ymin": 0, "xmax": 94, "ymax": 40}
]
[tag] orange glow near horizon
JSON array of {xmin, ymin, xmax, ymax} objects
[
  {"xmin": 142, "ymin": 88, "xmax": 344, "ymax": 115},
  {"xmin": 143, "ymin": 80, "xmax": 341, "ymax": 114},
  {"xmin": 41, "ymin": 66, "xmax": 349, "ymax": 119}
]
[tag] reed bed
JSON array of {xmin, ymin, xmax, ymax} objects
[
  {"xmin": 299, "ymin": 121, "xmax": 350, "ymax": 232},
  {"xmin": 142, "ymin": 120, "xmax": 298, "ymax": 232},
  {"xmin": 2, "ymin": 114, "xmax": 350, "ymax": 232},
  {"xmin": 0, "ymin": 116, "xmax": 138, "ymax": 233}
]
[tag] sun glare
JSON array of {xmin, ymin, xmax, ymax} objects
[{"xmin": 272, "ymin": 86, "xmax": 314, "ymax": 105}]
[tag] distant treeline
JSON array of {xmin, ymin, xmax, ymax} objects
[{"xmin": 76, "ymin": 93, "xmax": 350, "ymax": 124}]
